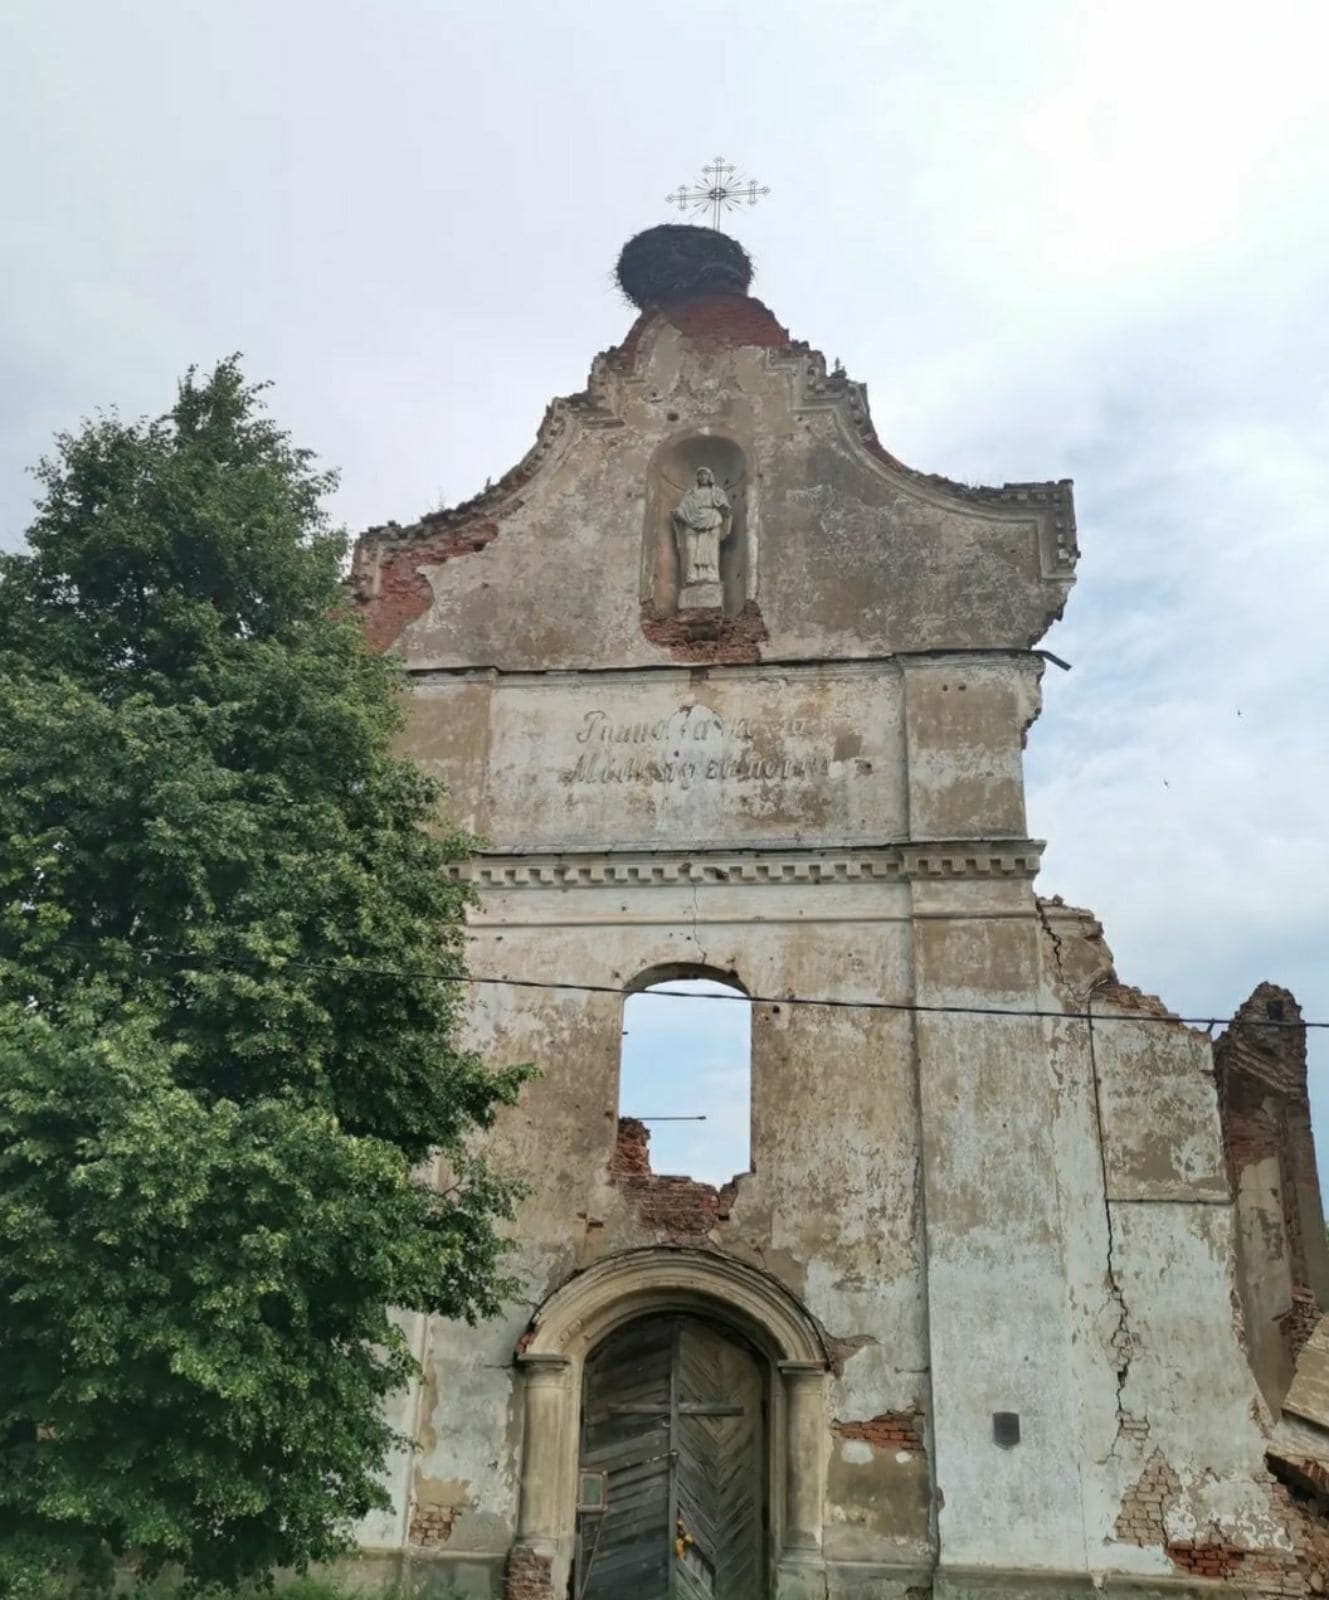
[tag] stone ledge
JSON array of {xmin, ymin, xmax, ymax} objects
[
  {"xmin": 446, "ymin": 842, "xmax": 1045, "ymax": 891},
  {"xmin": 935, "ymin": 1565, "xmax": 1252, "ymax": 1600},
  {"xmin": 775, "ymin": 1556, "xmax": 934, "ymax": 1599},
  {"xmin": 309, "ymin": 1547, "xmax": 506, "ymax": 1596}
]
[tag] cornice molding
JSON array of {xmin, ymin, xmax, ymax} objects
[
  {"xmin": 444, "ymin": 841, "xmax": 1045, "ymax": 891},
  {"xmin": 356, "ymin": 306, "xmax": 1077, "ymax": 584},
  {"xmin": 766, "ymin": 343, "xmax": 1077, "ymax": 578}
]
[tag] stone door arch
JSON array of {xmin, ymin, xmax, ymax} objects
[{"xmin": 512, "ymin": 1249, "xmax": 827, "ymax": 1596}]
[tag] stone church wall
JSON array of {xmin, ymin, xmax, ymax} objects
[{"xmin": 345, "ymin": 246, "xmax": 1325, "ymax": 1599}]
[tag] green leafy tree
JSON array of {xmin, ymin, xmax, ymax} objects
[{"xmin": 0, "ymin": 362, "xmax": 526, "ymax": 1596}]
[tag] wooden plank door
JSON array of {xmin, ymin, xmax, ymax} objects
[
  {"xmin": 673, "ymin": 1320, "xmax": 764, "ymax": 1599},
  {"xmin": 576, "ymin": 1316, "xmax": 766, "ymax": 1600},
  {"xmin": 578, "ymin": 1317, "xmax": 674, "ymax": 1600}
]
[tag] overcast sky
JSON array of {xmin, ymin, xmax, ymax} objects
[{"xmin": 3, "ymin": 1, "xmax": 1326, "ymax": 1178}]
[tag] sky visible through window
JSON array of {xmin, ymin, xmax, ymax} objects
[{"xmin": 619, "ymin": 979, "xmax": 750, "ymax": 1187}]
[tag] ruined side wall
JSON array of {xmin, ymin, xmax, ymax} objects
[
  {"xmin": 1084, "ymin": 990, "xmax": 1281, "ymax": 1571},
  {"xmin": 1028, "ymin": 905, "xmax": 1329, "ymax": 1594},
  {"xmin": 1216, "ymin": 986, "xmax": 1329, "ymax": 1413},
  {"xmin": 914, "ymin": 884, "xmax": 1089, "ymax": 1570}
]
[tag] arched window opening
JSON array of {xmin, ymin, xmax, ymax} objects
[{"xmin": 618, "ymin": 975, "xmax": 751, "ymax": 1185}]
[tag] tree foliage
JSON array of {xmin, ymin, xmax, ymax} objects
[{"xmin": 0, "ymin": 361, "xmax": 526, "ymax": 1595}]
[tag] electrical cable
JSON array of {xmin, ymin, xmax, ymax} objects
[{"xmin": 179, "ymin": 952, "xmax": 1326, "ymax": 1032}]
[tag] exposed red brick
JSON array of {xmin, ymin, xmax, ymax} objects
[
  {"xmin": 1282, "ymin": 1289, "xmax": 1323, "ymax": 1366},
  {"xmin": 1166, "ymin": 1541, "xmax": 1250, "ymax": 1579},
  {"xmin": 1223, "ymin": 1098, "xmax": 1284, "ymax": 1171},
  {"xmin": 833, "ymin": 1408, "xmax": 925, "ymax": 1455},
  {"xmin": 640, "ymin": 600, "xmax": 768, "ymax": 665},
  {"xmin": 1115, "ymin": 1450, "xmax": 1181, "ymax": 1547},
  {"xmin": 658, "ymin": 293, "xmax": 790, "ymax": 350},
  {"xmin": 504, "ymin": 1544, "xmax": 554, "ymax": 1600},
  {"xmin": 352, "ymin": 520, "xmax": 499, "ymax": 653},
  {"xmin": 408, "ymin": 1502, "xmax": 456, "ymax": 1546},
  {"xmin": 609, "ymin": 1115, "xmax": 652, "ymax": 1180},
  {"xmin": 603, "ymin": 296, "xmax": 791, "ymax": 377},
  {"xmin": 1271, "ymin": 1452, "xmax": 1329, "ymax": 1501},
  {"xmin": 1219, "ymin": 984, "xmax": 1308, "ymax": 1094},
  {"xmin": 611, "ymin": 1116, "xmax": 740, "ymax": 1241},
  {"xmin": 1118, "ymin": 1448, "xmax": 1329, "ymax": 1594},
  {"xmin": 1094, "ymin": 981, "xmax": 1179, "ymax": 1020},
  {"xmin": 1272, "ymin": 1469, "xmax": 1329, "ymax": 1596},
  {"xmin": 628, "ymin": 1175, "xmax": 741, "ymax": 1238},
  {"xmin": 1216, "ymin": 984, "xmax": 1325, "ymax": 1384}
]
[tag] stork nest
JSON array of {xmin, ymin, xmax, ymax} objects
[{"xmin": 616, "ymin": 225, "xmax": 753, "ymax": 308}]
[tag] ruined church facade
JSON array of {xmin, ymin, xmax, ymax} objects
[{"xmin": 349, "ymin": 229, "xmax": 1329, "ymax": 1600}]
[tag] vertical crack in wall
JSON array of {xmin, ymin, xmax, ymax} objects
[
  {"xmin": 688, "ymin": 876, "xmax": 710, "ymax": 967},
  {"xmin": 1034, "ymin": 895, "xmax": 1068, "ymax": 988},
  {"xmin": 1035, "ymin": 894, "xmax": 1096, "ymax": 1575},
  {"xmin": 1086, "ymin": 996, "xmax": 1134, "ymax": 1453}
]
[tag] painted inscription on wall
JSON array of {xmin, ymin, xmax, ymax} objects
[{"xmin": 564, "ymin": 706, "xmax": 831, "ymax": 790}]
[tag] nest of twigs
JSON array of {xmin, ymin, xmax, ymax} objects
[{"xmin": 616, "ymin": 225, "xmax": 753, "ymax": 308}]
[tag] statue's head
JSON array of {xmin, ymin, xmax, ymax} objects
[{"xmin": 696, "ymin": 467, "xmax": 714, "ymax": 486}]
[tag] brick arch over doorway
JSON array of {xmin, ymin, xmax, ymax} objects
[{"xmin": 510, "ymin": 1248, "xmax": 828, "ymax": 1598}]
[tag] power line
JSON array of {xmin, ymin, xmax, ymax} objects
[
  {"xmin": 32, "ymin": 941, "xmax": 1323, "ymax": 1032},
  {"xmin": 188, "ymin": 953, "xmax": 1325, "ymax": 1033}
]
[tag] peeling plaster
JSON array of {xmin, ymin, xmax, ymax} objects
[{"xmin": 341, "ymin": 270, "xmax": 1321, "ymax": 1600}]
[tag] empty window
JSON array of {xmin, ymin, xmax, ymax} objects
[{"xmin": 618, "ymin": 974, "xmax": 751, "ymax": 1185}]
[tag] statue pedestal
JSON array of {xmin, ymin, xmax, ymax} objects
[{"xmin": 679, "ymin": 580, "xmax": 724, "ymax": 612}]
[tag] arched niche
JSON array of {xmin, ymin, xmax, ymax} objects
[{"xmin": 642, "ymin": 433, "xmax": 753, "ymax": 617}]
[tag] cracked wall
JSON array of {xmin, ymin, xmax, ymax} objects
[
  {"xmin": 351, "ymin": 301, "xmax": 1075, "ymax": 674},
  {"xmin": 1116, "ymin": 1446, "xmax": 1329, "ymax": 1594},
  {"xmin": 1036, "ymin": 901, "xmax": 1326, "ymax": 1587},
  {"xmin": 1216, "ymin": 985, "xmax": 1329, "ymax": 1412},
  {"xmin": 344, "ymin": 269, "xmax": 1315, "ymax": 1600},
  {"xmin": 434, "ymin": 889, "xmax": 933, "ymax": 1585}
]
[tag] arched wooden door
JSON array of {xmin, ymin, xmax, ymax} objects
[{"xmin": 576, "ymin": 1314, "xmax": 767, "ymax": 1599}]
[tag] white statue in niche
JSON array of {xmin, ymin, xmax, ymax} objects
[{"xmin": 671, "ymin": 467, "xmax": 732, "ymax": 605}]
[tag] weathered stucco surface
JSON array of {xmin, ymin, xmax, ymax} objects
[
  {"xmin": 347, "ymin": 266, "xmax": 1324, "ymax": 1600},
  {"xmin": 351, "ymin": 298, "xmax": 1076, "ymax": 673},
  {"xmin": 400, "ymin": 662, "xmax": 911, "ymax": 850}
]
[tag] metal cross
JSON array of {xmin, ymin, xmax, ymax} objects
[{"xmin": 666, "ymin": 156, "xmax": 770, "ymax": 231}]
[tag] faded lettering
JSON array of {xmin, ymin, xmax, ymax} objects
[{"xmin": 563, "ymin": 706, "xmax": 829, "ymax": 788}]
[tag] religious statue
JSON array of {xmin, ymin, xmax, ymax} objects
[{"xmin": 671, "ymin": 467, "xmax": 733, "ymax": 596}]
